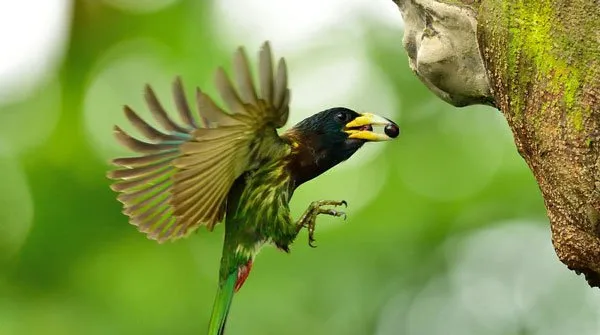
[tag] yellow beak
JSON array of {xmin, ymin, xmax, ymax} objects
[{"xmin": 344, "ymin": 113, "xmax": 400, "ymax": 141}]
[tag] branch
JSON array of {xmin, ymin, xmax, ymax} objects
[{"xmin": 393, "ymin": 0, "xmax": 600, "ymax": 287}]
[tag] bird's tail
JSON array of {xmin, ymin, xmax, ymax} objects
[
  {"xmin": 208, "ymin": 258, "xmax": 254, "ymax": 335},
  {"xmin": 207, "ymin": 272, "xmax": 237, "ymax": 335}
]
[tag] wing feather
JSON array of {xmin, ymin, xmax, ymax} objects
[
  {"xmin": 123, "ymin": 106, "xmax": 181, "ymax": 142},
  {"xmin": 234, "ymin": 47, "xmax": 259, "ymax": 105},
  {"xmin": 215, "ymin": 67, "xmax": 247, "ymax": 116},
  {"xmin": 174, "ymin": 168, "xmax": 230, "ymax": 238},
  {"xmin": 259, "ymin": 42, "xmax": 274, "ymax": 103},
  {"xmin": 117, "ymin": 178, "xmax": 170, "ymax": 202},
  {"xmin": 110, "ymin": 166, "xmax": 173, "ymax": 192},
  {"xmin": 112, "ymin": 151, "xmax": 179, "ymax": 168},
  {"xmin": 108, "ymin": 41, "xmax": 292, "ymax": 242},
  {"xmin": 172, "ymin": 76, "xmax": 198, "ymax": 128},
  {"xmin": 172, "ymin": 159, "xmax": 230, "ymax": 215},
  {"xmin": 144, "ymin": 85, "xmax": 188, "ymax": 133},
  {"xmin": 195, "ymin": 88, "xmax": 236, "ymax": 127},
  {"xmin": 273, "ymin": 59, "xmax": 288, "ymax": 110},
  {"xmin": 135, "ymin": 202, "xmax": 169, "ymax": 227},
  {"xmin": 177, "ymin": 168, "xmax": 226, "ymax": 226},
  {"xmin": 172, "ymin": 145, "xmax": 238, "ymax": 190},
  {"xmin": 108, "ymin": 159, "xmax": 172, "ymax": 179},
  {"xmin": 113, "ymin": 126, "xmax": 179, "ymax": 153}
]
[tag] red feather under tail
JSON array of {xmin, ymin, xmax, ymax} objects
[{"xmin": 234, "ymin": 259, "xmax": 254, "ymax": 292}]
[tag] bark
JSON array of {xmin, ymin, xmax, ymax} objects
[{"xmin": 393, "ymin": 0, "xmax": 600, "ymax": 287}]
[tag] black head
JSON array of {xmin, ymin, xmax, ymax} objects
[{"xmin": 286, "ymin": 107, "xmax": 399, "ymax": 185}]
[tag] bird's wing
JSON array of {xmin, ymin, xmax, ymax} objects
[{"xmin": 108, "ymin": 41, "xmax": 291, "ymax": 242}]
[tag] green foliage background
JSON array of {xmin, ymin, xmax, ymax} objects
[{"xmin": 1, "ymin": 1, "xmax": 597, "ymax": 334}]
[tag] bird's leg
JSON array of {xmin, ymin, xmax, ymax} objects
[{"xmin": 295, "ymin": 200, "xmax": 347, "ymax": 248}]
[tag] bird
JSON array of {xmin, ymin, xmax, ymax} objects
[{"xmin": 107, "ymin": 41, "xmax": 399, "ymax": 335}]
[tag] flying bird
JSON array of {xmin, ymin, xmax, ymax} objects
[{"xmin": 107, "ymin": 41, "xmax": 399, "ymax": 334}]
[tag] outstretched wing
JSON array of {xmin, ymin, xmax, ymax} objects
[{"xmin": 107, "ymin": 41, "xmax": 291, "ymax": 242}]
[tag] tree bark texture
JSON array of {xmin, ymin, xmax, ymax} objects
[{"xmin": 393, "ymin": 0, "xmax": 600, "ymax": 287}]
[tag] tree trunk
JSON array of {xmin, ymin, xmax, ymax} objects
[{"xmin": 393, "ymin": 0, "xmax": 600, "ymax": 287}]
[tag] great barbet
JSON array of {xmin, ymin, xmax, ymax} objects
[{"xmin": 107, "ymin": 41, "xmax": 399, "ymax": 334}]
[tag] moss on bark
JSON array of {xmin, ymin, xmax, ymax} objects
[
  {"xmin": 477, "ymin": 0, "xmax": 600, "ymax": 286},
  {"xmin": 393, "ymin": 0, "xmax": 600, "ymax": 287}
]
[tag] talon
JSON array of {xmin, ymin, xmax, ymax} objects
[
  {"xmin": 308, "ymin": 231, "xmax": 317, "ymax": 248},
  {"xmin": 343, "ymin": 213, "xmax": 347, "ymax": 221},
  {"xmin": 332, "ymin": 210, "xmax": 346, "ymax": 219},
  {"xmin": 341, "ymin": 200, "xmax": 347, "ymax": 207}
]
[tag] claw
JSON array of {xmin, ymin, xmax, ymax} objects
[
  {"xmin": 297, "ymin": 199, "xmax": 348, "ymax": 249},
  {"xmin": 330, "ymin": 210, "xmax": 346, "ymax": 219},
  {"xmin": 306, "ymin": 218, "xmax": 317, "ymax": 247},
  {"xmin": 308, "ymin": 227, "xmax": 317, "ymax": 247}
]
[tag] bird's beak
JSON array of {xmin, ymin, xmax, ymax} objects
[{"xmin": 344, "ymin": 113, "xmax": 400, "ymax": 141}]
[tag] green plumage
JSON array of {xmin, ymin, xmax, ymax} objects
[
  {"xmin": 208, "ymin": 273, "xmax": 236, "ymax": 334},
  {"xmin": 108, "ymin": 41, "xmax": 399, "ymax": 335}
]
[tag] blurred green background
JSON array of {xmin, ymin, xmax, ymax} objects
[{"xmin": 1, "ymin": 0, "xmax": 599, "ymax": 334}]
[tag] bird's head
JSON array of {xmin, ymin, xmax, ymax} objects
[{"xmin": 286, "ymin": 107, "xmax": 399, "ymax": 185}]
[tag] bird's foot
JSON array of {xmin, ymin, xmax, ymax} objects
[{"xmin": 296, "ymin": 200, "xmax": 348, "ymax": 248}]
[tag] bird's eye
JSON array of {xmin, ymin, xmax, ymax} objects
[{"xmin": 334, "ymin": 112, "xmax": 350, "ymax": 123}]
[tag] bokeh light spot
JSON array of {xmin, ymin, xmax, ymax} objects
[
  {"xmin": 389, "ymin": 221, "xmax": 600, "ymax": 335},
  {"xmin": 375, "ymin": 291, "xmax": 412, "ymax": 335},
  {"xmin": 0, "ymin": 80, "xmax": 62, "ymax": 153},
  {"xmin": 0, "ymin": 0, "xmax": 70, "ymax": 104},
  {"xmin": 406, "ymin": 276, "xmax": 489, "ymax": 335},
  {"xmin": 447, "ymin": 221, "xmax": 600, "ymax": 335},
  {"xmin": 396, "ymin": 102, "xmax": 510, "ymax": 201},
  {"xmin": 83, "ymin": 39, "xmax": 177, "ymax": 162},
  {"xmin": 213, "ymin": 0, "xmax": 403, "ymax": 52}
]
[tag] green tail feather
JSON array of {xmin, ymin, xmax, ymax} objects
[{"xmin": 207, "ymin": 273, "xmax": 237, "ymax": 335}]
